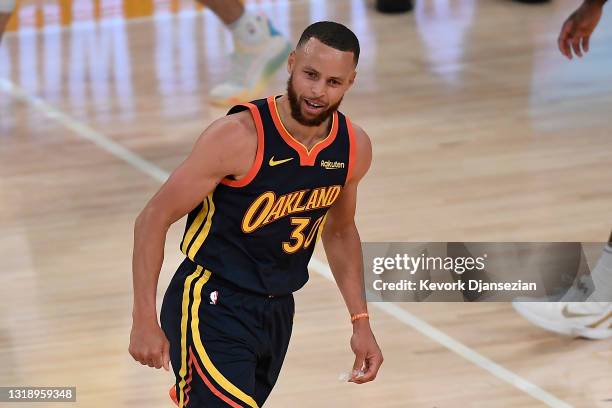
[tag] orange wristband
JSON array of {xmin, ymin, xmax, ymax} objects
[{"xmin": 350, "ymin": 312, "xmax": 369, "ymax": 323}]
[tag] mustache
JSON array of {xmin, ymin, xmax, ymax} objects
[{"xmin": 303, "ymin": 97, "xmax": 326, "ymax": 106}]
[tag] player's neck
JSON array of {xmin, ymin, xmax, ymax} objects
[{"xmin": 276, "ymin": 94, "xmax": 332, "ymax": 148}]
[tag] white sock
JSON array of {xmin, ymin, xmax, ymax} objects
[
  {"xmin": 586, "ymin": 244, "xmax": 612, "ymax": 302},
  {"xmin": 228, "ymin": 12, "xmax": 270, "ymax": 50}
]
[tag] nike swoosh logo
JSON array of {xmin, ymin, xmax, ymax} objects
[
  {"xmin": 269, "ymin": 156, "xmax": 294, "ymax": 167},
  {"xmin": 561, "ymin": 305, "xmax": 600, "ymax": 319}
]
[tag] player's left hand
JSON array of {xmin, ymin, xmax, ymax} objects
[
  {"xmin": 558, "ymin": 0, "xmax": 604, "ymax": 59},
  {"xmin": 349, "ymin": 320, "xmax": 383, "ymax": 384}
]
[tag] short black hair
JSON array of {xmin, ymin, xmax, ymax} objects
[{"xmin": 297, "ymin": 21, "xmax": 360, "ymax": 66}]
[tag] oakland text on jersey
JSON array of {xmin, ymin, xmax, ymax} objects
[{"xmin": 242, "ymin": 185, "xmax": 342, "ymax": 233}]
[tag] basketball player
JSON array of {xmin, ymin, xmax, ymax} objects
[
  {"xmin": 129, "ymin": 21, "xmax": 383, "ymax": 407},
  {"xmin": 0, "ymin": 0, "xmax": 290, "ymax": 108},
  {"xmin": 512, "ymin": 0, "xmax": 612, "ymax": 340}
]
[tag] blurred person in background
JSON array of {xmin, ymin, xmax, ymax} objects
[
  {"xmin": 512, "ymin": 0, "xmax": 612, "ymax": 340},
  {"xmin": 0, "ymin": 0, "xmax": 14, "ymax": 42},
  {"xmin": 0, "ymin": 0, "xmax": 291, "ymax": 106}
]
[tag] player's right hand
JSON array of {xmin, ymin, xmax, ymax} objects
[
  {"xmin": 128, "ymin": 319, "xmax": 171, "ymax": 371},
  {"xmin": 558, "ymin": 0, "xmax": 604, "ymax": 59}
]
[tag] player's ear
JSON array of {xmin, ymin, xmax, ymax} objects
[{"xmin": 287, "ymin": 50, "xmax": 296, "ymax": 74}]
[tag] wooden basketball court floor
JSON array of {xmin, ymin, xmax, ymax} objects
[{"xmin": 1, "ymin": 0, "xmax": 611, "ymax": 406}]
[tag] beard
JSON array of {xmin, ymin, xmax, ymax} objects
[{"xmin": 286, "ymin": 74, "xmax": 343, "ymax": 127}]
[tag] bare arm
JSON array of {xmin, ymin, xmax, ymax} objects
[
  {"xmin": 558, "ymin": 0, "xmax": 607, "ymax": 59},
  {"xmin": 321, "ymin": 123, "xmax": 382, "ymax": 384},
  {"xmin": 322, "ymin": 127, "xmax": 371, "ymax": 321},
  {"xmin": 129, "ymin": 112, "xmax": 256, "ymax": 370}
]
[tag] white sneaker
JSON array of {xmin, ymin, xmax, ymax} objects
[
  {"xmin": 512, "ymin": 301, "xmax": 612, "ymax": 339},
  {"xmin": 210, "ymin": 17, "xmax": 292, "ymax": 106}
]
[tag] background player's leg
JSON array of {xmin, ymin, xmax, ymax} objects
[
  {"xmin": 587, "ymin": 230, "xmax": 612, "ymax": 303},
  {"xmin": 0, "ymin": 0, "xmax": 15, "ymax": 43},
  {"xmin": 513, "ymin": 231, "xmax": 612, "ymax": 339},
  {"xmin": 0, "ymin": 13, "xmax": 10, "ymax": 42},
  {"xmin": 197, "ymin": 0, "xmax": 243, "ymax": 25},
  {"xmin": 194, "ymin": 0, "xmax": 292, "ymax": 106}
]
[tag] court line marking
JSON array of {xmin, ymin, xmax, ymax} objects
[{"xmin": 0, "ymin": 77, "xmax": 573, "ymax": 408}]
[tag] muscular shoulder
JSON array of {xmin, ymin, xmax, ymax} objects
[
  {"xmin": 205, "ymin": 110, "xmax": 257, "ymax": 149},
  {"xmin": 348, "ymin": 122, "xmax": 372, "ymax": 183},
  {"xmin": 194, "ymin": 110, "xmax": 258, "ymax": 180}
]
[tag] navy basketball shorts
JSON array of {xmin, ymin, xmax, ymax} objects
[{"xmin": 160, "ymin": 258, "xmax": 294, "ymax": 407}]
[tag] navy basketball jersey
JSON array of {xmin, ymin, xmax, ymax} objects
[{"xmin": 179, "ymin": 95, "xmax": 356, "ymax": 295}]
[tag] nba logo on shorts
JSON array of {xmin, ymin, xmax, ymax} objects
[{"xmin": 210, "ymin": 290, "xmax": 218, "ymax": 305}]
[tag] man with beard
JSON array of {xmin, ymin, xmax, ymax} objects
[{"xmin": 129, "ymin": 21, "xmax": 382, "ymax": 407}]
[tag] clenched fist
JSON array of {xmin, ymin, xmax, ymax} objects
[{"xmin": 129, "ymin": 318, "xmax": 171, "ymax": 371}]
